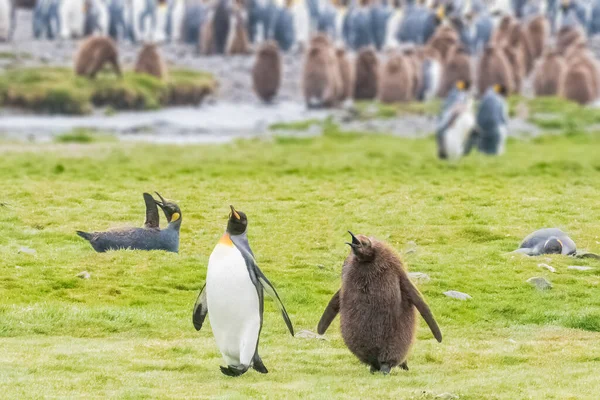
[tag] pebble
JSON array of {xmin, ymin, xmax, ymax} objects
[
  {"xmin": 409, "ymin": 272, "xmax": 431, "ymax": 283},
  {"xmin": 76, "ymin": 271, "xmax": 91, "ymax": 279},
  {"xmin": 443, "ymin": 291, "xmax": 472, "ymax": 301},
  {"xmin": 436, "ymin": 393, "xmax": 459, "ymax": 400},
  {"xmin": 295, "ymin": 330, "xmax": 326, "ymax": 340},
  {"xmin": 527, "ymin": 277, "xmax": 552, "ymax": 290},
  {"xmin": 538, "ymin": 263, "xmax": 556, "ymax": 273},
  {"xmin": 568, "ymin": 266, "xmax": 594, "ymax": 271},
  {"xmin": 18, "ymin": 246, "xmax": 36, "ymax": 255}
]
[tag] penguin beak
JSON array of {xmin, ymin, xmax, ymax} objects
[
  {"xmin": 230, "ymin": 205, "xmax": 241, "ymax": 220},
  {"xmin": 154, "ymin": 191, "xmax": 166, "ymax": 209},
  {"xmin": 345, "ymin": 231, "xmax": 361, "ymax": 248}
]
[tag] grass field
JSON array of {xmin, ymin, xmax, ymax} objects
[{"xmin": 1, "ymin": 127, "xmax": 599, "ymax": 399}]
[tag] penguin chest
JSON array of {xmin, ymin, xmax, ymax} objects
[
  {"xmin": 206, "ymin": 244, "xmax": 261, "ymax": 362},
  {"xmin": 445, "ymin": 109, "xmax": 475, "ymax": 160}
]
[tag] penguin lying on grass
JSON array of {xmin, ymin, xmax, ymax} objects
[
  {"xmin": 514, "ymin": 228, "xmax": 600, "ymax": 258},
  {"xmin": 193, "ymin": 205, "xmax": 294, "ymax": 377},
  {"xmin": 76, "ymin": 192, "xmax": 181, "ymax": 253}
]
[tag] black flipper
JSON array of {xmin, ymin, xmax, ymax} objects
[
  {"xmin": 575, "ymin": 252, "xmax": 600, "ymax": 260},
  {"xmin": 317, "ymin": 290, "xmax": 340, "ymax": 335},
  {"xmin": 143, "ymin": 192, "xmax": 160, "ymax": 229},
  {"xmin": 252, "ymin": 353, "xmax": 268, "ymax": 374},
  {"xmin": 402, "ymin": 277, "xmax": 442, "ymax": 343},
  {"xmin": 463, "ymin": 127, "xmax": 480, "ymax": 156},
  {"xmin": 220, "ymin": 365, "xmax": 249, "ymax": 377},
  {"xmin": 399, "ymin": 361, "xmax": 409, "ymax": 371},
  {"xmin": 192, "ymin": 284, "xmax": 208, "ymax": 331},
  {"xmin": 76, "ymin": 231, "xmax": 93, "ymax": 241}
]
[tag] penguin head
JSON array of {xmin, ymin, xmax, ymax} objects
[
  {"xmin": 346, "ymin": 231, "xmax": 375, "ymax": 261},
  {"xmin": 154, "ymin": 192, "xmax": 182, "ymax": 224},
  {"xmin": 227, "ymin": 205, "xmax": 248, "ymax": 236},
  {"xmin": 493, "ymin": 83, "xmax": 508, "ymax": 97},
  {"xmin": 455, "ymin": 79, "xmax": 470, "ymax": 91},
  {"xmin": 435, "ymin": 5, "xmax": 446, "ymax": 21},
  {"xmin": 544, "ymin": 238, "xmax": 563, "ymax": 254}
]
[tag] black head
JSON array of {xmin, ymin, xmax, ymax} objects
[
  {"xmin": 227, "ymin": 205, "xmax": 248, "ymax": 236},
  {"xmin": 544, "ymin": 237, "xmax": 563, "ymax": 254},
  {"xmin": 493, "ymin": 83, "xmax": 508, "ymax": 97},
  {"xmin": 154, "ymin": 192, "xmax": 182, "ymax": 224},
  {"xmin": 346, "ymin": 231, "xmax": 375, "ymax": 262},
  {"xmin": 455, "ymin": 79, "xmax": 471, "ymax": 91}
]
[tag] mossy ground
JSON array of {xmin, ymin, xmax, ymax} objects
[
  {"xmin": 0, "ymin": 127, "xmax": 599, "ymax": 398},
  {"xmin": 0, "ymin": 67, "xmax": 216, "ymax": 114}
]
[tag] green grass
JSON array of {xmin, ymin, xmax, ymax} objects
[
  {"xmin": 1, "ymin": 130, "xmax": 600, "ymax": 398},
  {"xmin": 54, "ymin": 128, "xmax": 116, "ymax": 144},
  {"xmin": 0, "ymin": 67, "xmax": 216, "ymax": 115}
]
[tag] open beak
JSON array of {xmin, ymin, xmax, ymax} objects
[
  {"xmin": 345, "ymin": 231, "xmax": 361, "ymax": 248},
  {"xmin": 230, "ymin": 205, "xmax": 240, "ymax": 220},
  {"xmin": 154, "ymin": 191, "xmax": 166, "ymax": 210}
]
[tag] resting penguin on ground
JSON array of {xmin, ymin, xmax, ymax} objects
[
  {"xmin": 74, "ymin": 36, "xmax": 122, "ymax": 79},
  {"xmin": 436, "ymin": 80, "xmax": 477, "ymax": 160},
  {"xmin": 533, "ymin": 50, "xmax": 567, "ymax": 96},
  {"xmin": 514, "ymin": 228, "xmax": 600, "ymax": 258},
  {"xmin": 353, "ymin": 46, "xmax": 379, "ymax": 100},
  {"xmin": 317, "ymin": 232, "xmax": 442, "ymax": 374},
  {"xmin": 77, "ymin": 192, "xmax": 181, "ymax": 253},
  {"xmin": 135, "ymin": 43, "xmax": 168, "ymax": 80},
  {"xmin": 438, "ymin": 44, "xmax": 472, "ymax": 97},
  {"xmin": 473, "ymin": 84, "xmax": 509, "ymax": 155},
  {"xmin": 193, "ymin": 206, "xmax": 294, "ymax": 377},
  {"xmin": 476, "ymin": 45, "xmax": 514, "ymax": 97},
  {"xmin": 379, "ymin": 53, "xmax": 414, "ymax": 103},
  {"xmin": 252, "ymin": 40, "xmax": 282, "ymax": 103}
]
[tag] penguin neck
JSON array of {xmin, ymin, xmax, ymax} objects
[{"xmin": 167, "ymin": 218, "xmax": 182, "ymax": 232}]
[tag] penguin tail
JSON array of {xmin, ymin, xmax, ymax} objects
[
  {"xmin": 219, "ymin": 365, "xmax": 249, "ymax": 377},
  {"xmin": 252, "ymin": 354, "xmax": 269, "ymax": 374},
  {"xmin": 76, "ymin": 230, "xmax": 93, "ymax": 241}
]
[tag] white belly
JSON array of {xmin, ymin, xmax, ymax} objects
[
  {"xmin": 61, "ymin": 0, "xmax": 85, "ymax": 38},
  {"xmin": 0, "ymin": 0, "xmax": 10, "ymax": 40},
  {"xmin": 206, "ymin": 243, "xmax": 261, "ymax": 367},
  {"xmin": 445, "ymin": 110, "xmax": 475, "ymax": 160}
]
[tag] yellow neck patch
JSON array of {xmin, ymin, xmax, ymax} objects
[
  {"xmin": 219, "ymin": 233, "xmax": 233, "ymax": 247},
  {"xmin": 170, "ymin": 212, "xmax": 180, "ymax": 222},
  {"xmin": 436, "ymin": 6, "xmax": 445, "ymax": 20},
  {"xmin": 456, "ymin": 80, "xmax": 465, "ymax": 90},
  {"xmin": 493, "ymin": 84, "xmax": 502, "ymax": 94}
]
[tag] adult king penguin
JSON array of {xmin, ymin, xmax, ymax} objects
[{"xmin": 193, "ymin": 205, "xmax": 294, "ymax": 377}]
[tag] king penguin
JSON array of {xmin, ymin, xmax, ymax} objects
[
  {"xmin": 473, "ymin": 84, "xmax": 509, "ymax": 155},
  {"xmin": 193, "ymin": 205, "xmax": 294, "ymax": 377}
]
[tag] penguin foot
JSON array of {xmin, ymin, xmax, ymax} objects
[
  {"xmin": 380, "ymin": 363, "xmax": 391, "ymax": 375},
  {"xmin": 219, "ymin": 365, "xmax": 248, "ymax": 377},
  {"xmin": 399, "ymin": 361, "xmax": 409, "ymax": 371}
]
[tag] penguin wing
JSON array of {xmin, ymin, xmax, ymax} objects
[
  {"xmin": 143, "ymin": 192, "xmax": 160, "ymax": 229},
  {"xmin": 192, "ymin": 284, "xmax": 208, "ymax": 331},
  {"xmin": 317, "ymin": 289, "xmax": 340, "ymax": 335},
  {"xmin": 403, "ymin": 277, "xmax": 443, "ymax": 342}
]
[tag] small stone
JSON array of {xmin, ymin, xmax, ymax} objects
[
  {"xmin": 436, "ymin": 393, "xmax": 459, "ymax": 400},
  {"xmin": 568, "ymin": 266, "xmax": 594, "ymax": 271},
  {"xmin": 18, "ymin": 246, "xmax": 36, "ymax": 255},
  {"xmin": 538, "ymin": 263, "xmax": 556, "ymax": 273},
  {"xmin": 527, "ymin": 277, "xmax": 552, "ymax": 290},
  {"xmin": 76, "ymin": 271, "xmax": 91, "ymax": 279},
  {"xmin": 443, "ymin": 290, "xmax": 472, "ymax": 301},
  {"xmin": 316, "ymin": 264, "xmax": 325, "ymax": 269},
  {"xmin": 409, "ymin": 272, "xmax": 431, "ymax": 283},
  {"xmin": 295, "ymin": 330, "xmax": 326, "ymax": 340},
  {"xmin": 15, "ymin": 265, "xmax": 22, "ymax": 269},
  {"xmin": 404, "ymin": 240, "xmax": 418, "ymax": 254},
  {"xmin": 508, "ymin": 339, "xmax": 517, "ymax": 344}
]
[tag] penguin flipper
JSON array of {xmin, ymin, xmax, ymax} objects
[
  {"xmin": 575, "ymin": 252, "xmax": 600, "ymax": 260},
  {"xmin": 143, "ymin": 192, "xmax": 160, "ymax": 229},
  {"xmin": 256, "ymin": 270, "xmax": 295, "ymax": 336},
  {"xmin": 402, "ymin": 278, "xmax": 442, "ymax": 343},
  {"xmin": 252, "ymin": 353, "xmax": 268, "ymax": 374},
  {"xmin": 317, "ymin": 289, "xmax": 340, "ymax": 335},
  {"xmin": 192, "ymin": 284, "xmax": 208, "ymax": 331},
  {"xmin": 76, "ymin": 230, "xmax": 93, "ymax": 241}
]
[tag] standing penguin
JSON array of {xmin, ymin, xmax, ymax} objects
[
  {"xmin": 212, "ymin": 0, "xmax": 231, "ymax": 54},
  {"xmin": 379, "ymin": 53, "xmax": 414, "ymax": 103},
  {"xmin": 533, "ymin": 50, "xmax": 567, "ymax": 96},
  {"xmin": 0, "ymin": 0, "xmax": 15, "ymax": 41},
  {"xmin": 193, "ymin": 206, "xmax": 294, "ymax": 377},
  {"xmin": 226, "ymin": 0, "xmax": 250, "ymax": 54},
  {"xmin": 135, "ymin": 43, "xmax": 168, "ymax": 80},
  {"xmin": 474, "ymin": 85, "xmax": 509, "ymax": 155},
  {"xmin": 436, "ymin": 80, "xmax": 476, "ymax": 160},
  {"xmin": 336, "ymin": 47, "xmax": 353, "ymax": 102},
  {"xmin": 317, "ymin": 232, "xmax": 442, "ymax": 374},
  {"xmin": 74, "ymin": 36, "xmax": 122, "ymax": 79},
  {"xmin": 476, "ymin": 45, "xmax": 514, "ymax": 97},
  {"xmin": 252, "ymin": 40, "xmax": 282, "ymax": 103},
  {"xmin": 353, "ymin": 46, "xmax": 379, "ymax": 100},
  {"xmin": 303, "ymin": 35, "xmax": 342, "ymax": 108},
  {"xmin": 438, "ymin": 44, "xmax": 472, "ymax": 97}
]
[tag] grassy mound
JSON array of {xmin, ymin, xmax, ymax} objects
[{"xmin": 0, "ymin": 67, "xmax": 216, "ymax": 115}]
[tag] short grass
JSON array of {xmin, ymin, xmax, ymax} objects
[
  {"xmin": 0, "ymin": 67, "xmax": 216, "ymax": 115},
  {"xmin": 1, "ymin": 130, "xmax": 600, "ymax": 399}
]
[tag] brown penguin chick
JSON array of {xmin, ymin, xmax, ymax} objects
[
  {"xmin": 562, "ymin": 66, "xmax": 596, "ymax": 105},
  {"xmin": 508, "ymin": 23, "xmax": 534, "ymax": 75},
  {"xmin": 199, "ymin": 11, "xmax": 215, "ymax": 55},
  {"xmin": 565, "ymin": 48, "xmax": 600, "ymax": 99},
  {"xmin": 437, "ymin": 44, "xmax": 472, "ymax": 97},
  {"xmin": 477, "ymin": 45, "xmax": 514, "ymax": 97},
  {"xmin": 533, "ymin": 50, "xmax": 567, "ymax": 96},
  {"xmin": 134, "ymin": 43, "xmax": 168, "ymax": 80},
  {"xmin": 353, "ymin": 47, "xmax": 379, "ymax": 100},
  {"xmin": 555, "ymin": 25, "xmax": 586, "ymax": 55},
  {"xmin": 427, "ymin": 27, "xmax": 459, "ymax": 62},
  {"xmin": 379, "ymin": 53, "xmax": 414, "ymax": 103},
  {"xmin": 302, "ymin": 40, "xmax": 341, "ymax": 108},
  {"xmin": 74, "ymin": 36, "xmax": 121, "ymax": 79},
  {"xmin": 317, "ymin": 232, "xmax": 442, "ymax": 374},
  {"xmin": 491, "ymin": 14, "xmax": 517, "ymax": 46},
  {"xmin": 403, "ymin": 48, "xmax": 423, "ymax": 100},
  {"xmin": 252, "ymin": 40, "xmax": 282, "ymax": 103},
  {"xmin": 502, "ymin": 46, "xmax": 524, "ymax": 94},
  {"xmin": 525, "ymin": 15, "xmax": 548, "ymax": 60},
  {"xmin": 226, "ymin": 0, "xmax": 250, "ymax": 55},
  {"xmin": 336, "ymin": 48, "xmax": 353, "ymax": 102},
  {"xmin": 310, "ymin": 32, "xmax": 332, "ymax": 48}
]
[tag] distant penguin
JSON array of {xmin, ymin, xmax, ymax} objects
[
  {"xmin": 336, "ymin": 47, "xmax": 352, "ymax": 102},
  {"xmin": 369, "ymin": 0, "xmax": 392, "ymax": 50},
  {"xmin": 353, "ymin": 46, "xmax": 379, "ymax": 100},
  {"xmin": 317, "ymin": 232, "xmax": 442, "ymax": 374},
  {"xmin": 514, "ymin": 228, "xmax": 600, "ymax": 258},
  {"xmin": 563, "ymin": 66, "xmax": 596, "ymax": 104},
  {"xmin": 60, "ymin": 0, "xmax": 86, "ymax": 39},
  {"xmin": 418, "ymin": 46, "xmax": 443, "ymax": 101},
  {"xmin": 403, "ymin": 48, "xmax": 423, "ymax": 100},
  {"xmin": 107, "ymin": 0, "xmax": 130, "ymax": 41},
  {"xmin": 0, "ymin": 0, "xmax": 15, "ymax": 41},
  {"xmin": 421, "ymin": 5, "xmax": 446, "ymax": 44},
  {"xmin": 507, "ymin": 22, "xmax": 534, "ymax": 75},
  {"xmin": 270, "ymin": 0, "xmax": 296, "ymax": 52},
  {"xmin": 303, "ymin": 36, "xmax": 342, "ymax": 108},
  {"xmin": 533, "ymin": 50, "xmax": 567, "ymax": 96},
  {"xmin": 472, "ymin": 9, "xmax": 493, "ymax": 53},
  {"xmin": 565, "ymin": 46, "xmax": 600, "ymax": 97},
  {"xmin": 379, "ymin": 53, "xmax": 414, "ymax": 103},
  {"xmin": 436, "ymin": 80, "xmax": 477, "ymax": 160},
  {"xmin": 556, "ymin": 24, "xmax": 586, "ymax": 53},
  {"xmin": 252, "ymin": 40, "xmax": 282, "ymax": 103},
  {"xmin": 491, "ymin": 14, "xmax": 516, "ymax": 45},
  {"xmin": 193, "ymin": 205, "xmax": 294, "ymax": 377},
  {"xmin": 502, "ymin": 45, "xmax": 525, "ymax": 94},
  {"xmin": 77, "ymin": 192, "xmax": 181, "ymax": 253},
  {"xmin": 166, "ymin": 0, "xmax": 185, "ymax": 42},
  {"xmin": 474, "ymin": 85, "xmax": 509, "ymax": 155},
  {"xmin": 199, "ymin": 9, "xmax": 215, "ymax": 55},
  {"xmin": 181, "ymin": 0, "xmax": 206, "ymax": 44},
  {"xmin": 74, "ymin": 36, "xmax": 122, "ymax": 79},
  {"xmin": 383, "ymin": 2, "xmax": 402, "ymax": 49},
  {"xmin": 227, "ymin": 0, "xmax": 250, "ymax": 55},
  {"xmin": 525, "ymin": 14, "xmax": 548, "ymax": 60},
  {"xmin": 33, "ymin": 0, "xmax": 61, "ymax": 39},
  {"xmin": 427, "ymin": 26, "xmax": 459, "ymax": 62},
  {"xmin": 84, "ymin": 0, "xmax": 110, "ymax": 36},
  {"xmin": 477, "ymin": 45, "xmax": 514, "ymax": 97},
  {"xmin": 135, "ymin": 43, "xmax": 168, "ymax": 80},
  {"xmin": 347, "ymin": 0, "xmax": 374, "ymax": 50},
  {"xmin": 213, "ymin": 0, "xmax": 231, "ymax": 54},
  {"xmin": 438, "ymin": 44, "xmax": 472, "ymax": 97}
]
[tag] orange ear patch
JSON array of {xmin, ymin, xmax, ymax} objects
[{"xmin": 219, "ymin": 233, "xmax": 233, "ymax": 246}]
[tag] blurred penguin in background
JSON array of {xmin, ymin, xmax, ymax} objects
[
  {"xmin": 559, "ymin": 0, "xmax": 587, "ymax": 29},
  {"xmin": 346, "ymin": 0, "xmax": 374, "ymax": 50},
  {"xmin": 438, "ymin": 44, "xmax": 473, "ymax": 97},
  {"xmin": 165, "ymin": 0, "xmax": 184, "ymax": 43},
  {"xmin": 383, "ymin": 0, "xmax": 402, "ymax": 49},
  {"xmin": 589, "ymin": 0, "xmax": 600, "ymax": 36},
  {"xmin": 227, "ymin": 0, "xmax": 250, "ymax": 54},
  {"xmin": 154, "ymin": 0, "xmax": 170, "ymax": 42},
  {"xmin": 474, "ymin": 84, "xmax": 509, "ymax": 156},
  {"xmin": 369, "ymin": 0, "xmax": 391, "ymax": 50},
  {"xmin": 107, "ymin": 0, "xmax": 131, "ymax": 41},
  {"xmin": 212, "ymin": 0, "xmax": 231, "ymax": 54},
  {"xmin": 269, "ymin": 0, "xmax": 295, "ymax": 51},
  {"xmin": 33, "ymin": 0, "xmax": 61, "ymax": 39},
  {"xmin": 60, "ymin": 0, "xmax": 85, "ymax": 39},
  {"xmin": 418, "ymin": 46, "xmax": 442, "ymax": 101},
  {"xmin": 317, "ymin": 0, "xmax": 338, "ymax": 39},
  {"xmin": 292, "ymin": 0, "xmax": 311, "ymax": 47},
  {"xmin": 436, "ymin": 80, "xmax": 476, "ymax": 160},
  {"xmin": 470, "ymin": 0, "xmax": 493, "ymax": 54},
  {"xmin": 84, "ymin": 0, "xmax": 109, "ymax": 36},
  {"xmin": 533, "ymin": 49, "xmax": 566, "ymax": 96},
  {"xmin": 135, "ymin": 0, "xmax": 157, "ymax": 42},
  {"xmin": 0, "ymin": 0, "xmax": 16, "ymax": 41},
  {"xmin": 180, "ymin": 0, "xmax": 206, "ymax": 44}
]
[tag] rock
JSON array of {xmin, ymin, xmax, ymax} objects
[
  {"xmin": 76, "ymin": 271, "xmax": 91, "ymax": 279},
  {"xmin": 436, "ymin": 393, "xmax": 459, "ymax": 400},
  {"xmin": 404, "ymin": 240, "xmax": 418, "ymax": 254},
  {"xmin": 568, "ymin": 266, "xmax": 594, "ymax": 271},
  {"xmin": 316, "ymin": 264, "xmax": 325, "ymax": 269},
  {"xmin": 538, "ymin": 263, "xmax": 556, "ymax": 273},
  {"xmin": 443, "ymin": 290, "xmax": 472, "ymax": 300},
  {"xmin": 409, "ymin": 272, "xmax": 431, "ymax": 283},
  {"xmin": 527, "ymin": 277, "xmax": 552, "ymax": 290},
  {"xmin": 295, "ymin": 330, "xmax": 326, "ymax": 340},
  {"xmin": 18, "ymin": 246, "xmax": 36, "ymax": 255}
]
